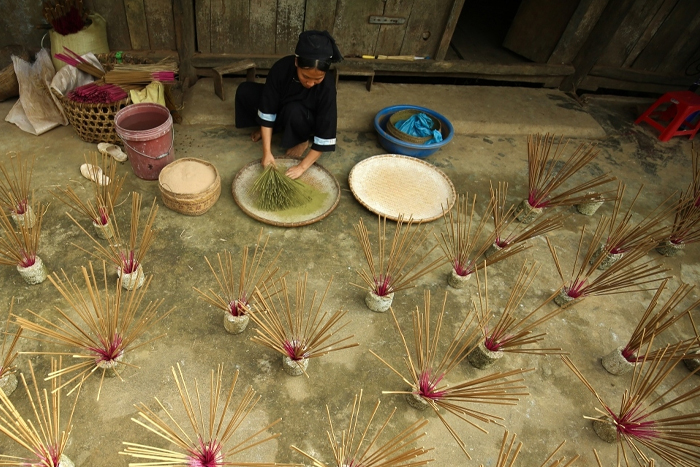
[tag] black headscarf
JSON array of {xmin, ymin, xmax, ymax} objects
[{"xmin": 295, "ymin": 30, "xmax": 343, "ymax": 63}]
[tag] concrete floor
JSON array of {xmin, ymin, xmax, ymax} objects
[{"xmin": 0, "ymin": 82, "xmax": 698, "ymax": 466}]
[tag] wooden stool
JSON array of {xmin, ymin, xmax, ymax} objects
[
  {"xmin": 334, "ymin": 67, "xmax": 374, "ymax": 92},
  {"xmin": 213, "ymin": 60, "xmax": 256, "ymax": 101},
  {"xmin": 635, "ymin": 91, "xmax": 700, "ymax": 142}
]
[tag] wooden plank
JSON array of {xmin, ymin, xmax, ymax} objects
[
  {"xmin": 374, "ymin": 0, "xmax": 415, "ymax": 57},
  {"xmin": 192, "ymin": 54, "xmax": 575, "ymax": 76},
  {"xmin": 195, "ymin": 0, "xmax": 211, "ymax": 53},
  {"xmin": 304, "ymin": 0, "xmax": 338, "ymax": 32},
  {"xmin": 632, "ymin": 0, "xmax": 700, "ymax": 71},
  {"xmin": 582, "ymin": 75, "xmax": 687, "ymax": 93},
  {"xmin": 229, "ymin": 0, "xmax": 250, "ymax": 52},
  {"xmin": 124, "ymin": 0, "xmax": 150, "ymax": 50},
  {"xmin": 332, "ymin": 0, "xmax": 384, "ymax": 57},
  {"xmin": 549, "ymin": 0, "xmax": 609, "ymax": 65},
  {"xmin": 174, "ymin": 0, "xmax": 197, "ymax": 85},
  {"xmin": 589, "ymin": 65, "xmax": 692, "ymax": 86},
  {"xmin": 597, "ymin": 0, "xmax": 667, "ymax": 67},
  {"xmin": 399, "ymin": 0, "xmax": 453, "ymax": 58},
  {"xmin": 276, "ymin": 0, "xmax": 306, "ymax": 55},
  {"xmin": 434, "ymin": 0, "xmax": 466, "ymax": 61},
  {"xmin": 250, "ymin": 0, "xmax": 277, "ymax": 54},
  {"xmin": 622, "ymin": 0, "xmax": 677, "ymax": 67},
  {"xmin": 558, "ymin": 0, "xmax": 637, "ymax": 92},
  {"xmin": 503, "ymin": 0, "xmax": 580, "ymax": 63},
  {"xmin": 210, "ymin": 0, "xmax": 232, "ymax": 53},
  {"xmin": 87, "ymin": 0, "xmax": 131, "ymax": 50},
  {"xmin": 143, "ymin": 0, "xmax": 176, "ymax": 50},
  {"xmin": 658, "ymin": 7, "xmax": 700, "ymax": 73}
]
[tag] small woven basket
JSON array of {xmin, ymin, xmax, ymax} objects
[
  {"xmin": 52, "ymin": 53, "xmax": 152, "ymax": 144},
  {"xmin": 0, "ymin": 64, "xmax": 19, "ymax": 102},
  {"xmin": 387, "ymin": 109, "xmax": 441, "ymax": 145},
  {"xmin": 158, "ymin": 158, "xmax": 221, "ymax": 216}
]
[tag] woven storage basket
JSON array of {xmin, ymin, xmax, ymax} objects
[
  {"xmin": 387, "ymin": 109, "xmax": 441, "ymax": 145},
  {"xmin": 158, "ymin": 158, "xmax": 221, "ymax": 216},
  {"xmin": 52, "ymin": 53, "xmax": 152, "ymax": 144},
  {"xmin": 0, "ymin": 64, "xmax": 19, "ymax": 102}
]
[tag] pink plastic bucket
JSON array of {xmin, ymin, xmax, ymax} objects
[{"xmin": 114, "ymin": 103, "xmax": 175, "ymax": 180}]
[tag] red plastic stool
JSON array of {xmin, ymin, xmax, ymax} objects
[{"xmin": 634, "ymin": 91, "xmax": 700, "ymax": 141}]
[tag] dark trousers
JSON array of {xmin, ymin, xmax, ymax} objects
[{"xmin": 234, "ymin": 81, "xmax": 315, "ymax": 149}]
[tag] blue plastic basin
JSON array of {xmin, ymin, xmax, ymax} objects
[{"xmin": 373, "ymin": 105, "xmax": 454, "ymax": 158}]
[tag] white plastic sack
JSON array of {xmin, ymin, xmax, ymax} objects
[{"xmin": 5, "ymin": 49, "xmax": 67, "ymax": 135}]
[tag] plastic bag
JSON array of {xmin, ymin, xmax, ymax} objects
[
  {"xmin": 396, "ymin": 112, "xmax": 443, "ymax": 145},
  {"xmin": 5, "ymin": 49, "xmax": 68, "ymax": 135}
]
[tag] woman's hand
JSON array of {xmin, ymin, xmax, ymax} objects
[
  {"xmin": 262, "ymin": 152, "xmax": 276, "ymax": 168},
  {"xmin": 285, "ymin": 164, "xmax": 307, "ymax": 179}
]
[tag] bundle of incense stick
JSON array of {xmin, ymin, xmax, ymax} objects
[
  {"xmin": 490, "ymin": 181, "xmax": 565, "ymax": 249},
  {"xmin": 0, "ymin": 201, "xmax": 45, "ymax": 268},
  {"xmin": 249, "ymin": 274, "xmax": 358, "ymax": 370},
  {"xmin": 104, "ymin": 70, "xmax": 176, "ymax": 85},
  {"xmin": 478, "ymin": 431, "xmax": 579, "ymax": 467},
  {"xmin": 437, "ymin": 193, "xmax": 527, "ymax": 277},
  {"xmin": 0, "ymin": 358, "xmax": 80, "ymax": 467},
  {"xmin": 353, "ymin": 214, "xmax": 443, "ymax": 296},
  {"xmin": 0, "ymin": 298, "xmax": 21, "ymax": 382},
  {"xmin": 68, "ymin": 192, "xmax": 158, "ymax": 275},
  {"xmin": 14, "ymin": 262, "xmax": 174, "ymax": 400},
  {"xmin": 42, "ymin": 0, "xmax": 88, "ymax": 35},
  {"xmin": 193, "ymin": 228, "xmax": 283, "ymax": 317},
  {"xmin": 0, "ymin": 152, "xmax": 35, "ymax": 215},
  {"xmin": 563, "ymin": 339, "xmax": 700, "ymax": 466},
  {"xmin": 601, "ymin": 182, "xmax": 676, "ymax": 254},
  {"xmin": 52, "ymin": 151, "xmax": 126, "ymax": 226},
  {"xmin": 54, "ymin": 47, "xmax": 104, "ymax": 79},
  {"xmin": 618, "ymin": 280, "xmax": 700, "ymax": 363},
  {"xmin": 67, "ymin": 82, "xmax": 128, "ymax": 104},
  {"xmin": 474, "ymin": 261, "xmax": 565, "ymax": 355},
  {"xmin": 547, "ymin": 218, "xmax": 671, "ymax": 302},
  {"xmin": 525, "ymin": 133, "xmax": 616, "ymax": 209},
  {"xmin": 120, "ymin": 364, "xmax": 291, "ymax": 467},
  {"xmin": 250, "ymin": 164, "xmax": 309, "ymax": 211},
  {"xmin": 291, "ymin": 390, "xmax": 433, "ymax": 467},
  {"xmin": 370, "ymin": 290, "xmax": 534, "ymax": 459}
]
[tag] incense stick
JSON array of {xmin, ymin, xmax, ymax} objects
[
  {"xmin": 437, "ymin": 193, "xmax": 527, "ymax": 279},
  {"xmin": 291, "ymin": 390, "xmax": 433, "ymax": 467},
  {"xmin": 473, "ymin": 261, "xmax": 565, "ymax": 355},
  {"xmin": 13, "ymin": 262, "xmax": 174, "ymax": 400},
  {"xmin": 120, "ymin": 363, "xmax": 299, "ymax": 467},
  {"xmin": 0, "ymin": 152, "xmax": 35, "ymax": 216},
  {"xmin": 0, "ymin": 358, "xmax": 80, "ymax": 467},
  {"xmin": 478, "ymin": 430, "xmax": 579, "ymax": 467},
  {"xmin": 525, "ymin": 133, "xmax": 616, "ymax": 209},
  {"xmin": 490, "ymin": 181, "xmax": 565, "ymax": 250},
  {"xmin": 0, "ymin": 200, "xmax": 45, "ymax": 268},
  {"xmin": 250, "ymin": 165, "xmax": 310, "ymax": 211},
  {"xmin": 248, "ymin": 274, "xmax": 359, "ymax": 371},
  {"xmin": 51, "ymin": 151, "xmax": 126, "ymax": 226},
  {"xmin": 370, "ymin": 290, "xmax": 534, "ymax": 459},
  {"xmin": 563, "ymin": 340, "xmax": 700, "ymax": 467},
  {"xmin": 193, "ymin": 229, "xmax": 283, "ymax": 318},
  {"xmin": 353, "ymin": 215, "xmax": 444, "ymax": 296},
  {"xmin": 68, "ymin": 192, "xmax": 158, "ymax": 275},
  {"xmin": 546, "ymin": 218, "xmax": 671, "ymax": 303},
  {"xmin": 0, "ymin": 298, "xmax": 21, "ymax": 381}
]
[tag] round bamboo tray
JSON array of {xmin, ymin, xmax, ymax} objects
[
  {"xmin": 387, "ymin": 109, "xmax": 441, "ymax": 145},
  {"xmin": 348, "ymin": 154, "xmax": 456, "ymax": 222},
  {"xmin": 158, "ymin": 158, "xmax": 221, "ymax": 216},
  {"xmin": 232, "ymin": 158, "xmax": 340, "ymax": 227}
]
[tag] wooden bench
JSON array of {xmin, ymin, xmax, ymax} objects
[
  {"xmin": 213, "ymin": 60, "xmax": 256, "ymax": 101},
  {"xmin": 334, "ymin": 67, "xmax": 375, "ymax": 92}
]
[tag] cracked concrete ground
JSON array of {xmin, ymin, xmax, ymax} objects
[{"xmin": 0, "ymin": 83, "xmax": 698, "ymax": 466}]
